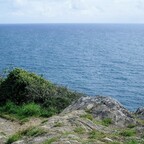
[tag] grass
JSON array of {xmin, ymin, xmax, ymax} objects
[
  {"xmin": 81, "ymin": 113, "xmax": 94, "ymax": 121},
  {"xmin": 21, "ymin": 127, "xmax": 46, "ymax": 137},
  {"xmin": 124, "ymin": 139, "xmax": 139, "ymax": 144},
  {"xmin": 108, "ymin": 142, "xmax": 121, "ymax": 144},
  {"xmin": 6, "ymin": 127, "xmax": 46, "ymax": 144},
  {"xmin": 0, "ymin": 101, "xmax": 57, "ymax": 120},
  {"xmin": 53, "ymin": 122, "xmax": 63, "ymax": 127},
  {"xmin": 102, "ymin": 118, "xmax": 113, "ymax": 126},
  {"xmin": 20, "ymin": 103, "xmax": 41, "ymax": 117},
  {"xmin": 0, "ymin": 113, "xmax": 17, "ymax": 122},
  {"xmin": 6, "ymin": 133, "xmax": 22, "ymax": 144},
  {"xmin": 127, "ymin": 124, "xmax": 136, "ymax": 129},
  {"xmin": 41, "ymin": 120, "xmax": 48, "ymax": 124},
  {"xmin": 119, "ymin": 129, "xmax": 136, "ymax": 137},
  {"xmin": 88, "ymin": 130, "xmax": 105, "ymax": 140},
  {"xmin": 43, "ymin": 137, "xmax": 58, "ymax": 144},
  {"xmin": 74, "ymin": 127, "xmax": 86, "ymax": 134}
]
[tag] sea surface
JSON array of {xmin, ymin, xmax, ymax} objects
[{"xmin": 0, "ymin": 24, "xmax": 144, "ymax": 111}]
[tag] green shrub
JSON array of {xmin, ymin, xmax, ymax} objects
[
  {"xmin": 6, "ymin": 133, "xmax": 22, "ymax": 144},
  {"xmin": 0, "ymin": 68, "xmax": 54, "ymax": 104},
  {"xmin": 120, "ymin": 129, "xmax": 136, "ymax": 137},
  {"xmin": 43, "ymin": 137, "xmax": 58, "ymax": 144},
  {"xmin": 125, "ymin": 139, "xmax": 139, "ymax": 144},
  {"xmin": 81, "ymin": 114, "xmax": 94, "ymax": 121},
  {"xmin": 0, "ymin": 101, "xmax": 19, "ymax": 114},
  {"xmin": 40, "ymin": 107, "xmax": 58, "ymax": 117},
  {"xmin": 74, "ymin": 127, "xmax": 86, "ymax": 134},
  {"xmin": 102, "ymin": 118, "xmax": 113, "ymax": 126},
  {"xmin": 6, "ymin": 127, "xmax": 46, "ymax": 144},
  {"xmin": 0, "ymin": 101, "xmax": 58, "ymax": 119},
  {"xmin": 127, "ymin": 124, "xmax": 136, "ymax": 129},
  {"xmin": 53, "ymin": 122, "xmax": 63, "ymax": 127},
  {"xmin": 88, "ymin": 130, "xmax": 105, "ymax": 139},
  {"xmin": 0, "ymin": 68, "xmax": 82, "ymax": 113},
  {"xmin": 0, "ymin": 76, "xmax": 3, "ymax": 85},
  {"xmin": 21, "ymin": 127, "xmax": 46, "ymax": 137},
  {"xmin": 20, "ymin": 103, "xmax": 41, "ymax": 117}
]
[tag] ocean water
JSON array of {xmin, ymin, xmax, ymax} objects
[{"xmin": 0, "ymin": 24, "xmax": 144, "ymax": 111}]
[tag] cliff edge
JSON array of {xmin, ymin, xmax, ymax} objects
[{"xmin": 0, "ymin": 96, "xmax": 144, "ymax": 144}]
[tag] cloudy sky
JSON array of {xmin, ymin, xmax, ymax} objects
[{"xmin": 0, "ymin": 0, "xmax": 144, "ymax": 23}]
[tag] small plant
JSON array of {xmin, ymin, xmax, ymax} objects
[
  {"xmin": 6, "ymin": 133, "xmax": 22, "ymax": 144},
  {"xmin": 0, "ymin": 101, "xmax": 59, "ymax": 120},
  {"xmin": 81, "ymin": 114, "xmax": 94, "ymax": 121},
  {"xmin": 20, "ymin": 103, "xmax": 41, "ymax": 117},
  {"xmin": 125, "ymin": 139, "xmax": 139, "ymax": 144},
  {"xmin": 74, "ymin": 127, "xmax": 85, "ymax": 134},
  {"xmin": 88, "ymin": 130, "xmax": 105, "ymax": 140},
  {"xmin": 40, "ymin": 107, "xmax": 57, "ymax": 117},
  {"xmin": 6, "ymin": 127, "xmax": 46, "ymax": 144},
  {"xmin": 53, "ymin": 122, "xmax": 63, "ymax": 127},
  {"xmin": 0, "ymin": 101, "xmax": 19, "ymax": 114},
  {"xmin": 21, "ymin": 127, "xmax": 46, "ymax": 137},
  {"xmin": 120, "ymin": 129, "xmax": 136, "ymax": 137},
  {"xmin": 0, "ymin": 76, "xmax": 3, "ymax": 85},
  {"xmin": 102, "ymin": 118, "xmax": 113, "ymax": 126},
  {"xmin": 41, "ymin": 120, "xmax": 48, "ymax": 124},
  {"xmin": 43, "ymin": 137, "xmax": 58, "ymax": 144},
  {"xmin": 108, "ymin": 142, "xmax": 121, "ymax": 144},
  {"xmin": 127, "ymin": 124, "xmax": 136, "ymax": 128}
]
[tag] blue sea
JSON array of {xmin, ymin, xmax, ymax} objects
[{"xmin": 0, "ymin": 24, "xmax": 144, "ymax": 111}]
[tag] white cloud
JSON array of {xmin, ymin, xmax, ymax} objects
[{"xmin": 0, "ymin": 0, "xmax": 144, "ymax": 23}]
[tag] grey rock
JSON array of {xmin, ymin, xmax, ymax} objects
[
  {"xmin": 63, "ymin": 96, "xmax": 136, "ymax": 127},
  {"xmin": 103, "ymin": 137, "xmax": 113, "ymax": 142},
  {"xmin": 13, "ymin": 140, "xmax": 25, "ymax": 144},
  {"xmin": 69, "ymin": 140, "xmax": 80, "ymax": 144},
  {"xmin": 135, "ymin": 107, "xmax": 144, "ymax": 120},
  {"xmin": 64, "ymin": 141, "xmax": 71, "ymax": 144},
  {"xmin": 0, "ymin": 135, "xmax": 6, "ymax": 144},
  {"xmin": 67, "ymin": 134, "xmax": 79, "ymax": 140}
]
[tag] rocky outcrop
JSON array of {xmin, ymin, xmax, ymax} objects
[
  {"xmin": 1, "ymin": 96, "xmax": 144, "ymax": 144},
  {"xmin": 63, "ymin": 96, "xmax": 136, "ymax": 127},
  {"xmin": 2, "ymin": 110, "xmax": 117, "ymax": 144},
  {"xmin": 135, "ymin": 107, "xmax": 144, "ymax": 120}
]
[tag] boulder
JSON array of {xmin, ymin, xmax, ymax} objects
[{"xmin": 63, "ymin": 96, "xmax": 136, "ymax": 127}]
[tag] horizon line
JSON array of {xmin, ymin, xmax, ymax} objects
[{"xmin": 0, "ymin": 22, "xmax": 144, "ymax": 25}]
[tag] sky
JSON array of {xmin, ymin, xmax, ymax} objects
[{"xmin": 0, "ymin": 0, "xmax": 144, "ymax": 23}]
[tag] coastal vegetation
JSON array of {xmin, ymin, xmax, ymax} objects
[
  {"xmin": 0, "ymin": 68, "xmax": 143, "ymax": 144},
  {"xmin": 0, "ymin": 68, "xmax": 82, "ymax": 120}
]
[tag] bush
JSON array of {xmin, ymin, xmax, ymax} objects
[
  {"xmin": 0, "ymin": 101, "xmax": 19, "ymax": 114},
  {"xmin": 6, "ymin": 133, "xmax": 22, "ymax": 144},
  {"xmin": 0, "ymin": 77, "xmax": 3, "ymax": 85},
  {"xmin": 88, "ymin": 130, "xmax": 105, "ymax": 139},
  {"xmin": 6, "ymin": 127, "xmax": 46, "ymax": 144},
  {"xmin": 102, "ymin": 118, "xmax": 113, "ymax": 126},
  {"xmin": 0, "ymin": 101, "xmax": 58, "ymax": 119},
  {"xmin": 0, "ymin": 68, "xmax": 82, "ymax": 113},
  {"xmin": 125, "ymin": 139, "xmax": 139, "ymax": 144},
  {"xmin": 74, "ymin": 127, "xmax": 86, "ymax": 134},
  {"xmin": 20, "ymin": 103, "xmax": 41, "ymax": 117},
  {"xmin": 20, "ymin": 127, "xmax": 46, "ymax": 137},
  {"xmin": 0, "ymin": 68, "xmax": 54, "ymax": 104},
  {"xmin": 120, "ymin": 129, "xmax": 136, "ymax": 137},
  {"xmin": 81, "ymin": 114, "xmax": 94, "ymax": 121}
]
